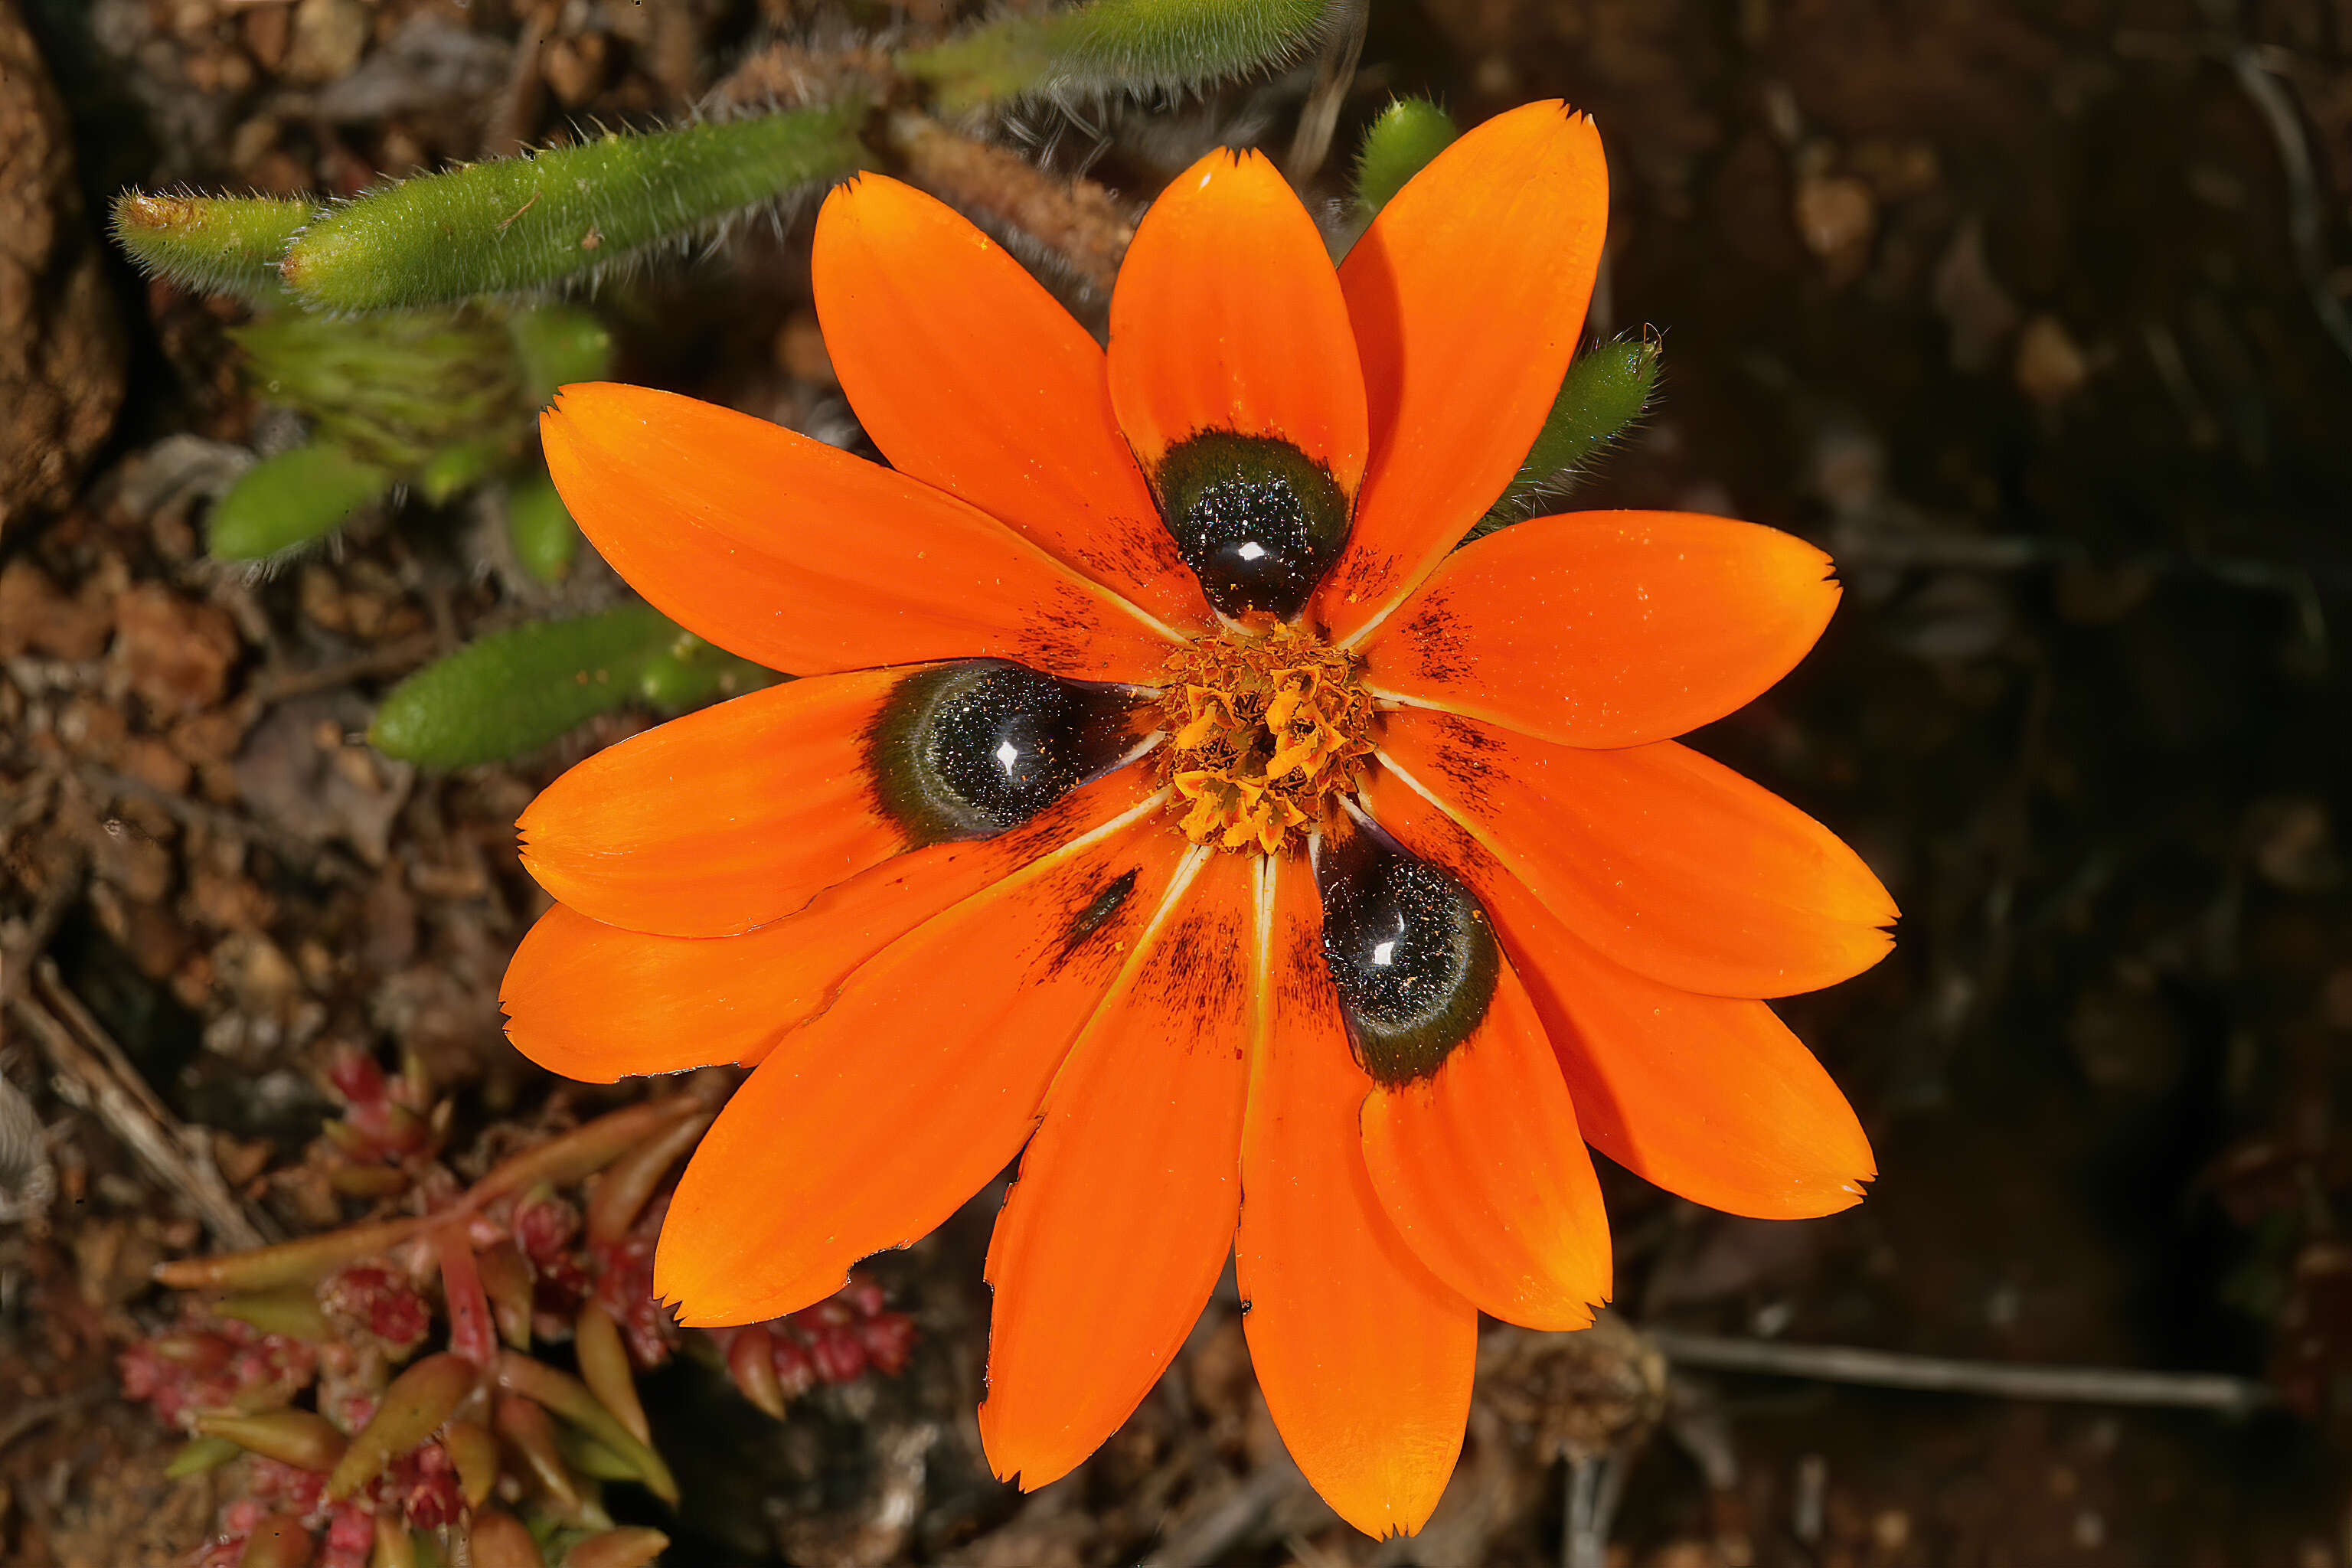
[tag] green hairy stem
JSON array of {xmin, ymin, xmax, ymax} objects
[
  {"xmin": 279, "ymin": 107, "xmax": 867, "ymax": 312},
  {"xmin": 910, "ymin": 0, "xmax": 1331, "ymax": 112},
  {"xmin": 111, "ymin": 192, "xmax": 315, "ymax": 299}
]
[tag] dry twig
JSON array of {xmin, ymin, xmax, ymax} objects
[
  {"xmin": 0, "ymin": 841, "xmax": 83, "ymax": 1013},
  {"xmin": 74, "ymin": 761, "xmax": 364, "ymax": 884},
  {"xmin": 1648, "ymin": 1328, "xmax": 2275, "ymax": 1415},
  {"xmin": 1143, "ymin": 1458, "xmax": 1311, "ymax": 1568},
  {"xmin": 0, "ymin": 1387, "xmax": 104, "ymax": 1455},
  {"xmin": 247, "ymin": 630, "xmax": 440, "ymax": 705},
  {"xmin": 2226, "ymin": 46, "xmax": 2352, "ymax": 371},
  {"xmin": 1561, "ymin": 1449, "xmax": 1626, "ymax": 1568},
  {"xmin": 1285, "ymin": 0, "xmax": 1367, "ymax": 180},
  {"xmin": 11, "ymin": 959, "xmax": 271, "ymax": 1250}
]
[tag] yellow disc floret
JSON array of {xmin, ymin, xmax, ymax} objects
[{"xmin": 1156, "ymin": 623, "xmax": 1380, "ymax": 854}]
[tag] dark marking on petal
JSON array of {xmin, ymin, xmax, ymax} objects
[
  {"xmin": 1373, "ymin": 785, "xmax": 1487, "ymax": 879},
  {"xmin": 1150, "ymin": 911, "xmax": 1207, "ymax": 991},
  {"xmin": 1320, "ymin": 547, "xmax": 1406, "ymax": 623},
  {"xmin": 1057, "ymin": 867, "xmax": 1138, "ymax": 962},
  {"xmin": 1155, "ymin": 431, "xmax": 1349, "ymax": 619},
  {"xmin": 1410, "ymin": 712, "xmax": 1508, "ymax": 812},
  {"xmin": 1073, "ymin": 509, "xmax": 1196, "ymax": 610},
  {"xmin": 866, "ymin": 661, "xmax": 1141, "ymax": 846},
  {"xmin": 1019, "ymin": 583, "xmax": 1124, "ymax": 675},
  {"xmin": 1143, "ymin": 905, "xmax": 1246, "ymax": 1044},
  {"xmin": 1313, "ymin": 818, "xmax": 1498, "ymax": 1086},
  {"xmin": 1281, "ymin": 901, "xmax": 1336, "ymax": 1015},
  {"xmin": 1399, "ymin": 596, "xmax": 1475, "ymax": 688}
]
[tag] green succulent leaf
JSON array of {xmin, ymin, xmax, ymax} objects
[
  {"xmin": 207, "ymin": 442, "xmax": 394, "ymax": 560},
  {"xmin": 505, "ymin": 468, "xmax": 581, "ymax": 585},
  {"xmin": 279, "ymin": 108, "xmax": 867, "ymax": 312},
  {"xmin": 165, "ymin": 1435, "xmax": 246, "ymax": 1480},
  {"xmin": 507, "ymin": 304, "xmax": 616, "ymax": 407},
  {"xmin": 632, "ymin": 632, "xmax": 771, "ymax": 708},
  {"xmin": 1354, "ymin": 98, "xmax": 1457, "ymax": 215},
  {"xmin": 909, "ymin": 0, "xmax": 1331, "ymax": 112},
  {"xmin": 416, "ymin": 436, "xmax": 514, "ymax": 506},
  {"xmin": 1474, "ymin": 335, "xmax": 1661, "ymax": 537},
  {"xmin": 368, "ymin": 606, "xmax": 773, "ymax": 769},
  {"xmin": 110, "ymin": 191, "xmax": 315, "ymax": 299}
]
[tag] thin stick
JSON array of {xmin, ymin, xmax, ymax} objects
[
  {"xmin": 247, "ymin": 630, "xmax": 439, "ymax": 704},
  {"xmin": 1285, "ymin": 0, "xmax": 1367, "ymax": 181},
  {"xmin": 0, "ymin": 1387, "xmax": 103, "ymax": 1455},
  {"xmin": 13, "ymin": 961, "xmax": 270, "ymax": 1250},
  {"xmin": 34, "ymin": 959, "xmax": 183, "ymax": 1131},
  {"xmin": 1561, "ymin": 1450, "xmax": 1625, "ymax": 1568},
  {"xmin": 73, "ymin": 762, "xmax": 363, "ymax": 884},
  {"xmin": 2229, "ymin": 45, "xmax": 2352, "ymax": 371},
  {"xmin": 0, "ymin": 845, "xmax": 83, "ymax": 1011},
  {"xmin": 1647, "ymin": 1329, "xmax": 2274, "ymax": 1415},
  {"xmin": 1145, "ymin": 1459, "xmax": 1304, "ymax": 1568}
]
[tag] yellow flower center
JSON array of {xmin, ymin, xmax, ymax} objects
[{"xmin": 1155, "ymin": 623, "xmax": 1379, "ymax": 854}]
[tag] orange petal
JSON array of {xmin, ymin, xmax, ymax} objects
[
  {"xmin": 501, "ymin": 767, "xmax": 1165, "ymax": 1083},
  {"xmin": 1358, "ymin": 950, "xmax": 1612, "ymax": 1331},
  {"xmin": 541, "ymin": 382, "xmax": 1180, "ymax": 682},
  {"xmin": 1426, "ymin": 824, "xmax": 1875, "ymax": 1218},
  {"xmin": 1358, "ymin": 511, "xmax": 1841, "ymax": 749},
  {"xmin": 812, "ymin": 176, "xmax": 1214, "ymax": 633},
  {"xmin": 1367, "ymin": 708, "xmax": 1896, "ymax": 998},
  {"xmin": 1236, "ymin": 854, "xmax": 1473, "ymax": 1539},
  {"xmin": 1108, "ymin": 149, "xmax": 1367, "ymax": 495},
  {"xmin": 979, "ymin": 849, "xmax": 1254, "ymax": 1490},
  {"xmin": 652, "ymin": 794, "xmax": 1193, "ymax": 1325},
  {"xmin": 517, "ymin": 668, "xmax": 913, "ymax": 939},
  {"xmin": 1314, "ymin": 103, "xmax": 1608, "ymax": 640}
]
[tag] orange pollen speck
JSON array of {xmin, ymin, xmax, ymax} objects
[{"xmin": 1155, "ymin": 623, "xmax": 1380, "ymax": 854}]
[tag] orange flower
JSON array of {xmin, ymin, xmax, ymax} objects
[{"xmin": 501, "ymin": 101, "xmax": 1895, "ymax": 1536}]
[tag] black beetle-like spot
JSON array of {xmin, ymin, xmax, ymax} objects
[
  {"xmin": 1314, "ymin": 818, "xmax": 1498, "ymax": 1085},
  {"xmin": 1155, "ymin": 430, "xmax": 1349, "ymax": 619},
  {"xmin": 867, "ymin": 661, "xmax": 1138, "ymax": 844},
  {"xmin": 1057, "ymin": 868, "xmax": 1138, "ymax": 962}
]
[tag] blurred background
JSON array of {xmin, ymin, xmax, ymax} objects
[{"xmin": 2, "ymin": 1, "xmax": 2348, "ymax": 1564}]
